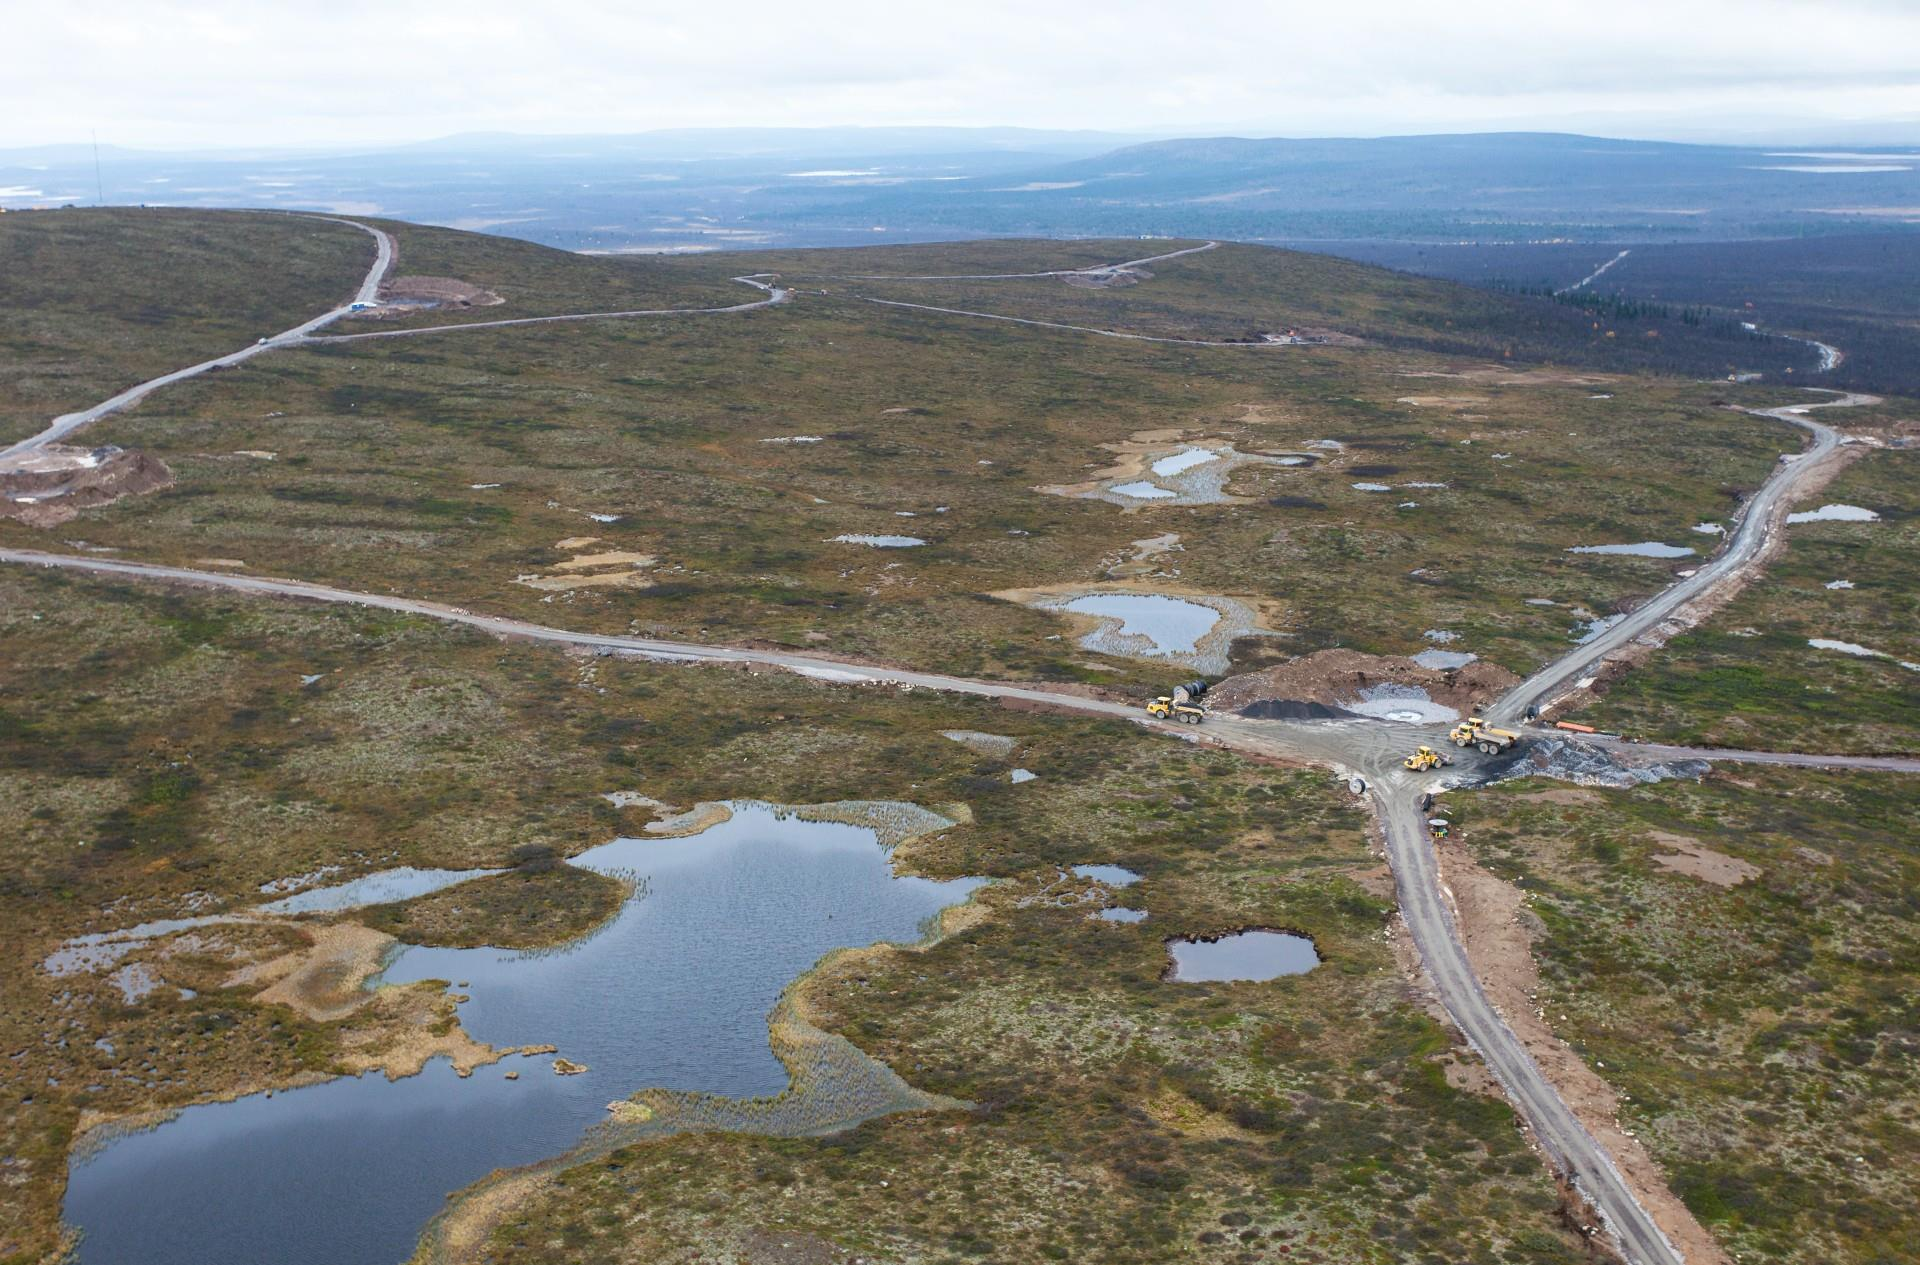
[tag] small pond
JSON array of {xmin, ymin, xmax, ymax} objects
[
  {"xmin": 64, "ymin": 804, "xmax": 982, "ymax": 1265},
  {"xmin": 1061, "ymin": 594, "xmax": 1219, "ymax": 657},
  {"xmin": 1096, "ymin": 908, "xmax": 1150, "ymax": 923},
  {"xmin": 1167, "ymin": 931, "xmax": 1321, "ymax": 982},
  {"xmin": 1566, "ymin": 542, "xmax": 1695, "ymax": 558}
]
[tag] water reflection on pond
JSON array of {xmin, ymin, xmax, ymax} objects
[
  {"xmin": 64, "ymin": 804, "xmax": 981, "ymax": 1265},
  {"xmin": 1167, "ymin": 930, "xmax": 1320, "ymax": 982}
]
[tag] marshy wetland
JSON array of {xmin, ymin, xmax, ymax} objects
[
  {"xmin": 4, "ymin": 209, "xmax": 1918, "ymax": 1265},
  {"xmin": 2, "ymin": 564, "xmax": 1604, "ymax": 1264}
]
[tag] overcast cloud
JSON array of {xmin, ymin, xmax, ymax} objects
[{"xmin": 9, "ymin": 0, "xmax": 1920, "ymax": 149}]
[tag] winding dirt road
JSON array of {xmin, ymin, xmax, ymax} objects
[
  {"xmin": 1487, "ymin": 392, "xmax": 1878, "ymax": 727},
  {"xmin": 1556, "ymin": 248, "xmax": 1632, "ymax": 296},
  {"xmin": 849, "ymin": 294, "xmax": 1321, "ymax": 347},
  {"xmin": 0, "ymin": 218, "xmax": 395, "ymax": 463},
  {"xmin": 812, "ymin": 241, "xmax": 1221, "ymax": 281},
  {"xmin": 296, "ymin": 275, "xmax": 789, "ymax": 345},
  {"xmin": 4, "ymin": 216, "xmax": 1907, "ymax": 1264}
]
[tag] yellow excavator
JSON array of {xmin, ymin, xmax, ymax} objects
[
  {"xmin": 1403, "ymin": 745, "xmax": 1453, "ymax": 771},
  {"xmin": 1449, "ymin": 716, "xmax": 1522, "ymax": 755},
  {"xmin": 1146, "ymin": 680, "xmax": 1209, "ymax": 725}
]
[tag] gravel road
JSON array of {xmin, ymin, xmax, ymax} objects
[{"xmin": 5, "ymin": 217, "xmax": 1905, "ymax": 1263}]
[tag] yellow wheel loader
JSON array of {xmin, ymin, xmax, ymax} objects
[{"xmin": 1402, "ymin": 745, "xmax": 1453, "ymax": 771}]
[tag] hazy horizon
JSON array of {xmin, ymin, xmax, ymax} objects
[{"xmin": 10, "ymin": 1, "xmax": 1920, "ymax": 151}]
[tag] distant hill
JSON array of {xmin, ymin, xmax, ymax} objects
[{"xmin": 3, "ymin": 129, "xmax": 1917, "ymax": 251}]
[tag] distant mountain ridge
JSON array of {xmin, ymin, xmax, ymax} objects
[{"xmin": 3, "ymin": 128, "xmax": 1917, "ymax": 250}]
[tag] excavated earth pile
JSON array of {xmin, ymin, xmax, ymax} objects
[
  {"xmin": 0, "ymin": 445, "xmax": 173, "ymax": 527},
  {"xmin": 1212, "ymin": 648, "xmax": 1519, "ymax": 717}
]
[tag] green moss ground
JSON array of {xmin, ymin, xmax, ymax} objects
[
  {"xmin": 1, "ymin": 569, "xmax": 1592, "ymax": 1262},
  {"xmin": 0, "ymin": 209, "xmax": 378, "ymax": 445},
  {"xmin": 1581, "ymin": 449, "xmax": 1920, "ymax": 753},
  {"xmin": 1463, "ymin": 770, "xmax": 1919, "ymax": 1264}
]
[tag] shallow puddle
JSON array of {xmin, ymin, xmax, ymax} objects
[
  {"xmin": 1567, "ymin": 542, "xmax": 1695, "ymax": 558},
  {"xmin": 1109, "ymin": 480, "xmax": 1177, "ymax": 500},
  {"xmin": 1150, "ymin": 448, "xmax": 1219, "ymax": 477},
  {"xmin": 1096, "ymin": 908, "xmax": 1150, "ymax": 923},
  {"xmin": 63, "ymin": 804, "xmax": 982, "ymax": 1265},
  {"xmin": 256, "ymin": 866, "xmax": 499, "ymax": 916},
  {"xmin": 1808, "ymin": 638, "xmax": 1920, "ymax": 671},
  {"xmin": 1411, "ymin": 649, "xmax": 1477, "ymax": 670},
  {"xmin": 1167, "ymin": 930, "xmax": 1320, "ymax": 981},
  {"xmin": 1060, "ymin": 594, "xmax": 1220, "ymax": 657},
  {"xmin": 1572, "ymin": 612, "xmax": 1627, "ymax": 644},
  {"xmin": 1787, "ymin": 503, "xmax": 1879, "ymax": 524},
  {"xmin": 1071, "ymin": 864, "xmax": 1141, "ymax": 887}
]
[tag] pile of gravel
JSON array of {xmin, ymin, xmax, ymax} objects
[{"xmin": 1498, "ymin": 736, "xmax": 1709, "ymax": 790}]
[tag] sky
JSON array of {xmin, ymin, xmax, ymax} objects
[{"xmin": 8, "ymin": 0, "xmax": 1920, "ymax": 150}]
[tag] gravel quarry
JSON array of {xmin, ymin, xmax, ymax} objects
[
  {"xmin": 0, "ymin": 444, "xmax": 173, "ymax": 526},
  {"xmin": 1209, "ymin": 647, "xmax": 1519, "ymax": 720}
]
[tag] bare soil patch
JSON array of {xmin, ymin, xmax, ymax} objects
[
  {"xmin": 1646, "ymin": 830, "xmax": 1760, "ymax": 888},
  {"xmin": 377, "ymin": 275, "xmax": 504, "ymax": 310},
  {"xmin": 244, "ymin": 922, "xmax": 394, "ymax": 1022},
  {"xmin": 1396, "ymin": 395, "xmax": 1491, "ymax": 409},
  {"xmin": 1061, "ymin": 266, "xmax": 1147, "ymax": 289},
  {"xmin": 516, "ymin": 544, "xmax": 658, "ymax": 592}
]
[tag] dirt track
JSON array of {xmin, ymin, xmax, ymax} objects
[
  {"xmin": 6, "ymin": 216, "xmax": 1912, "ymax": 1265},
  {"xmin": 1487, "ymin": 392, "xmax": 1879, "ymax": 726},
  {"xmin": 0, "ymin": 217, "xmax": 395, "ymax": 462}
]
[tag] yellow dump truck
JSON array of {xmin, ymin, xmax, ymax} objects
[
  {"xmin": 1449, "ymin": 716, "xmax": 1521, "ymax": 755},
  {"xmin": 1146, "ymin": 680, "xmax": 1208, "ymax": 725}
]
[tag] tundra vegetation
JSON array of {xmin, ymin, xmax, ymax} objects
[
  {"xmin": 2, "ymin": 570, "xmax": 1588, "ymax": 1263},
  {"xmin": 1, "ymin": 214, "xmax": 1824, "ymax": 694},
  {"xmin": 1, "ymin": 209, "xmax": 1916, "ymax": 1264},
  {"xmin": 1581, "ymin": 449, "xmax": 1920, "ymax": 754},
  {"xmin": 1461, "ymin": 771, "xmax": 1919, "ymax": 1265}
]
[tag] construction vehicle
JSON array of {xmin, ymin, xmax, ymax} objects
[
  {"xmin": 1146, "ymin": 680, "xmax": 1208, "ymax": 725},
  {"xmin": 1449, "ymin": 715, "xmax": 1522, "ymax": 755},
  {"xmin": 1402, "ymin": 745, "xmax": 1453, "ymax": 772}
]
